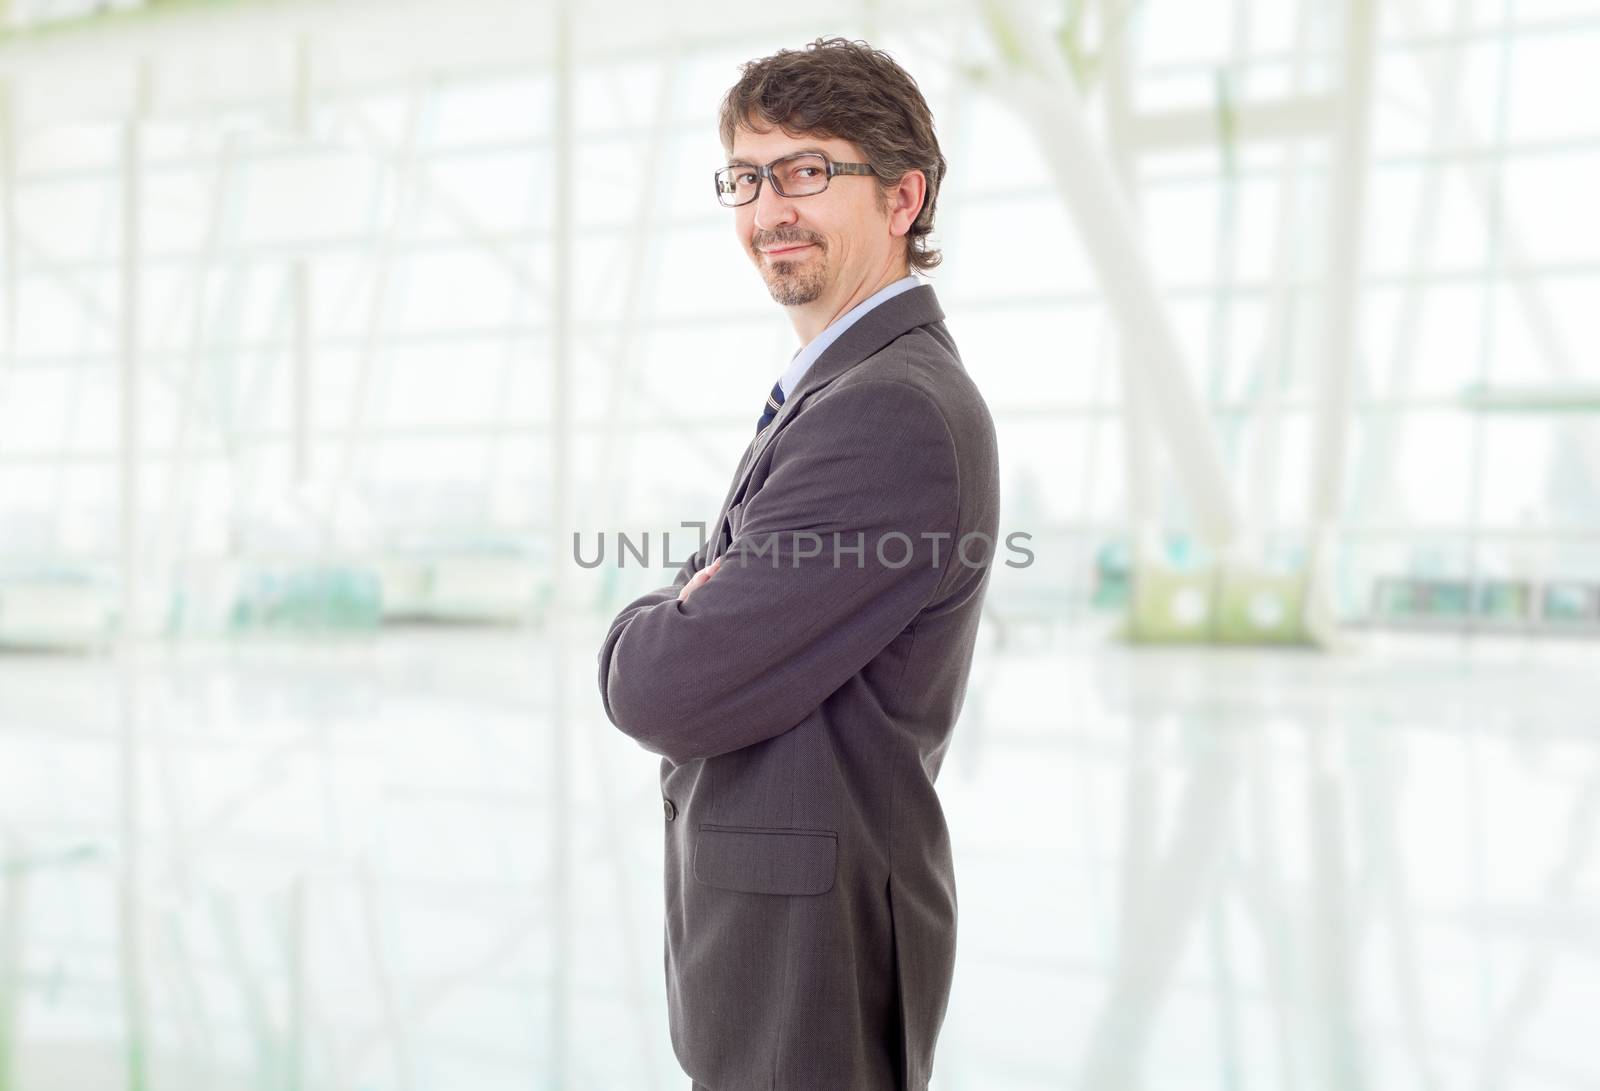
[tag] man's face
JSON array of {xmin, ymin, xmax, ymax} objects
[{"xmin": 728, "ymin": 122, "xmax": 893, "ymax": 308}]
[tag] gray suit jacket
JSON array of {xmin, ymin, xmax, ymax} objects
[{"xmin": 597, "ymin": 283, "xmax": 999, "ymax": 1090}]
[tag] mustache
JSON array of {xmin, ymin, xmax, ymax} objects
[{"xmin": 754, "ymin": 234, "xmax": 823, "ymax": 251}]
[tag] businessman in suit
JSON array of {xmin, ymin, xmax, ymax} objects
[{"xmin": 597, "ymin": 38, "xmax": 999, "ymax": 1090}]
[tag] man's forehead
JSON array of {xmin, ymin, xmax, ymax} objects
[{"xmin": 729, "ymin": 126, "xmax": 858, "ymax": 163}]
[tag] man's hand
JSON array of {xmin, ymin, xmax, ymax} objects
[{"xmin": 678, "ymin": 556, "xmax": 722, "ymax": 602}]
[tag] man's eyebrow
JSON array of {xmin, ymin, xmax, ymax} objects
[{"xmin": 726, "ymin": 147, "xmax": 830, "ymax": 166}]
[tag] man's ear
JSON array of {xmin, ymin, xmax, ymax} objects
[{"xmin": 888, "ymin": 169, "xmax": 927, "ymax": 240}]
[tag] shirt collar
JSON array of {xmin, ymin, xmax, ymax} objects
[{"xmin": 777, "ymin": 274, "xmax": 923, "ymax": 400}]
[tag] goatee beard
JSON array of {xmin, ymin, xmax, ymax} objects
[{"xmin": 763, "ymin": 255, "xmax": 827, "ymax": 306}]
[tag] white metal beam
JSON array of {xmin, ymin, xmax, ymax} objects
[
  {"xmin": 292, "ymin": 33, "xmax": 312, "ymax": 487},
  {"xmin": 1304, "ymin": 0, "xmax": 1379, "ymax": 642},
  {"xmin": 978, "ymin": 0, "xmax": 1246, "ymax": 548},
  {"xmin": 1097, "ymin": 0, "xmax": 1162, "ymax": 567},
  {"xmin": 117, "ymin": 61, "xmax": 149, "ymax": 639},
  {"xmin": 546, "ymin": 3, "xmax": 574, "ymax": 1088},
  {"xmin": 114, "ymin": 60, "xmax": 151, "ymax": 1091},
  {"xmin": 1244, "ymin": 0, "xmax": 1319, "ymax": 541},
  {"xmin": 0, "ymin": 76, "xmax": 13, "ymax": 386}
]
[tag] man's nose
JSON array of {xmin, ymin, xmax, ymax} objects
[{"xmin": 752, "ymin": 182, "xmax": 798, "ymax": 231}]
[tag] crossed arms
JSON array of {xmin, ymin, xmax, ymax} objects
[{"xmin": 596, "ymin": 379, "xmax": 961, "ymax": 766}]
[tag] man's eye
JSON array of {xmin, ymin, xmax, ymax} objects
[
  {"xmin": 736, "ymin": 172, "xmax": 758, "ymax": 185},
  {"xmin": 795, "ymin": 167, "xmax": 821, "ymax": 178}
]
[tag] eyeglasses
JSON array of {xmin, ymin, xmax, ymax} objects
[{"xmin": 714, "ymin": 151, "xmax": 877, "ymax": 208}]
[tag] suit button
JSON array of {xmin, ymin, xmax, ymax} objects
[{"xmin": 663, "ymin": 797, "xmax": 677, "ymax": 821}]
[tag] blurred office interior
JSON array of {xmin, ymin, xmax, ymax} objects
[{"xmin": 0, "ymin": 0, "xmax": 1598, "ymax": 1087}]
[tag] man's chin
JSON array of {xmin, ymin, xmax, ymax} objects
[
  {"xmin": 766, "ymin": 283, "xmax": 825, "ymax": 307},
  {"xmin": 762, "ymin": 269, "xmax": 827, "ymax": 308}
]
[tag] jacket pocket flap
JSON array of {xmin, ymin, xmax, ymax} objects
[{"xmin": 694, "ymin": 825, "xmax": 838, "ymax": 896}]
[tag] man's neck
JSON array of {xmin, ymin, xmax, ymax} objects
[{"xmin": 790, "ymin": 262, "xmax": 910, "ymax": 346}]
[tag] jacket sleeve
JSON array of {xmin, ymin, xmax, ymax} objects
[
  {"xmin": 596, "ymin": 379, "xmax": 960, "ymax": 765},
  {"xmin": 594, "ymin": 517, "xmax": 713, "ymax": 647}
]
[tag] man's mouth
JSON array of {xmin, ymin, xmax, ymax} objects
[{"xmin": 761, "ymin": 243, "xmax": 814, "ymax": 257}]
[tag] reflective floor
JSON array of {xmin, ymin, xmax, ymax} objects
[{"xmin": 0, "ymin": 619, "xmax": 1596, "ymax": 1090}]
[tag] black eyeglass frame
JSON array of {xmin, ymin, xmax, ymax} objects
[{"xmin": 714, "ymin": 151, "xmax": 878, "ymax": 208}]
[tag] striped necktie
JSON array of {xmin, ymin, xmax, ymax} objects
[{"xmin": 756, "ymin": 378, "xmax": 785, "ymax": 434}]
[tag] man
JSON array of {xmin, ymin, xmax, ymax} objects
[{"xmin": 597, "ymin": 37, "xmax": 999, "ymax": 1090}]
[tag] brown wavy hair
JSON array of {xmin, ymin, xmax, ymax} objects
[{"xmin": 718, "ymin": 36, "xmax": 947, "ymax": 273}]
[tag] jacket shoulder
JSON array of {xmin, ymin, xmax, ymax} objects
[{"xmin": 829, "ymin": 322, "xmax": 995, "ymax": 451}]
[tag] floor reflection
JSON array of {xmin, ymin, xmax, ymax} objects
[{"xmin": 0, "ymin": 623, "xmax": 1595, "ymax": 1089}]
